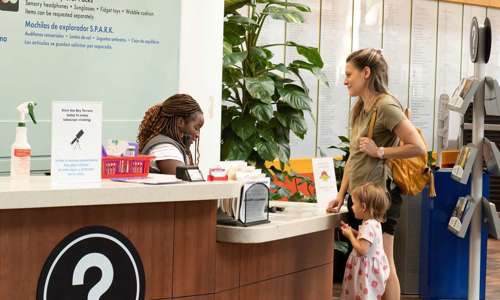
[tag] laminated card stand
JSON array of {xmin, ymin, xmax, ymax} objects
[{"xmin": 448, "ymin": 17, "xmax": 499, "ymax": 299}]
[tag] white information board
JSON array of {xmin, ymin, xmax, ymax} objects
[
  {"xmin": 0, "ymin": 0, "xmax": 180, "ymax": 172},
  {"xmin": 435, "ymin": 2, "xmax": 463, "ymax": 149},
  {"xmin": 383, "ymin": 0, "xmax": 411, "ymax": 107},
  {"xmin": 51, "ymin": 102, "xmax": 102, "ymax": 184},
  {"xmin": 317, "ymin": 0, "xmax": 353, "ymax": 156},
  {"xmin": 409, "ymin": 0, "xmax": 438, "ymax": 148}
]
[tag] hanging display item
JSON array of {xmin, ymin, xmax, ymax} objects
[
  {"xmin": 484, "ymin": 76, "xmax": 500, "ymax": 116},
  {"xmin": 451, "ymin": 143, "xmax": 478, "ymax": 184},
  {"xmin": 448, "ymin": 77, "xmax": 481, "ymax": 115},
  {"xmin": 448, "ymin": 195, "xmax": 477, "ymax": 238},
  {"xmin": 482, "ymin": 138, "xmax": 500, "ymax": 175}
]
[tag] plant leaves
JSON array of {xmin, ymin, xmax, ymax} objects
[
  {"xmin": 227, "ymin": 15, "xmax": 258, "ymax": 26},
  {"xmin": 223, "ymin": 41, "xmax": 233, "ymax": 55},
  {"xmin": 223, "ymin": 67, "xmax": 243, "ymax": 87},
  {"xmin": 289, "ymin": 59, "xmax": 315, "ymax": 71},
  {"xmin": 224, "ymin": 0, "xmax": 251, "ymax": 13},
  {"xmin": 338, "ymin": 136, "xmax": 350, "ymax": 143},
  {"xmin": 224, "ymin": 22, "xmax": 246, "ymax": 45},
  {"xmin": 265, "ymin": 0, "xmax": 311, "ymax": 12},
  {"xmin": 277, "ymin": 142, "xmax": 290, "ymax": 162},
  {"xmin": 278, "ymin": 84, "xmax": 312, "ymax": 110},
  {"xmin": 312, "ymin": 67, "xmax": 329, "ymax": 87},
  {"xmin": 223, "ymin": 51, "xmax": 247, "ymax": 66},
  {"xmin": 245, "ymin": 76, "xmax": 275, "ymax": 101},
  {"xmin": 289, "ymin": 112, "xmax": 307, "ymax": 138},
  {"xmin": 221, "ymin": 105, "xmax": 240, "ymax": 129},
  {"xmin": 250, "ymin": 103, "xmax": 273, "ymax": 122},
  {"xmin": 257, "ymin": 124, "xmax": 275, "ymax": 141},
  {"xmin": 231, "ymin": 116, "xmax": 256, "ymax": 140},
  {"xmin": 249, "ymin": 47, "xmax": 268, "ymax": 60},
  {"xmin": 255, "ymin": 140, "xmax": 279, "ymax": 161},
  {"xmin": 286, "ymin": 42, "xmax": 323, "ymax": 68},
  {"xmin": 221, "ymin": 127, "xmax": 253, "ymax": 161},
  {"xmin": 222, "ymin": 88, "xmax": 231, "ymax": 101},
  {"xmin": 296, "ymin": 45, "xmax": 323, "ymax": 68},
  {"xmin": 263, "ymin": 6, "xmax": 304, "ymax": 23},
  {"xmin": 273, "ymin": 63, "xmax": 291, "ymax": 74}
]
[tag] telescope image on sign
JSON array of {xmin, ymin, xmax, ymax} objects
[{"xmin": 70, "ymin": 129, "xmax": 85, "ymax": 150}]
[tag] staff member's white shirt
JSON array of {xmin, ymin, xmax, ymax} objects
[{"xmin": 148, "ymin": 144, "xmax": 185, "ymax": 170}]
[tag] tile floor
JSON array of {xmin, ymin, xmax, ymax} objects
[{"xmin": 333, "ymin": 238, "xmax": 500, "ymax": 299}]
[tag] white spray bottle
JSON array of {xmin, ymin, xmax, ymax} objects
[{"xmin": 10, "ymin": 101, "xmax": 37, "ymax": 180}]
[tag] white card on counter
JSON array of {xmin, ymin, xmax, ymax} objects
[
  {"xmin": 312, "ymin": 157, "xmax": 338, "ymax": 212},
  {"xmin": 51, "ymin": 102, "xmax": 102, "ymax": 185}
]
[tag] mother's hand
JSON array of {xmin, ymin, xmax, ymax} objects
[{"xmin": 358, "ymin": 137, "xmax": 379, "ymax": 158}]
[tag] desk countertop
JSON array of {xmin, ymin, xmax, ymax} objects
[
  {"xmin": 0, "ymin": 176, "xmax": 241, "ymax": 210},
  {"xmin": 217, "ymin": 201, "xmax": 345, "ymax": 244}
]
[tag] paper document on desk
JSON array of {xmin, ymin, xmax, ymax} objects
[
  {"xmin": 111, "ymin": 174, "xmax": 182, "ymax": 185},
  {"xmin": 312, "ymin": 157, "xmax": 338, "ymax": 212}
]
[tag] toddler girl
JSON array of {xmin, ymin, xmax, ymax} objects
[{"xmin": 340, "ymin": 182, "xmax": 390, "ymax": 300}]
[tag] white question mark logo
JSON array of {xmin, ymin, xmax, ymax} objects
[{"xmin": 72, "ymin": 253, "xmax": 114, "ymax": 300}]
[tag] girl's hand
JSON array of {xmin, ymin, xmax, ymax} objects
[
  {"xmin": 358, "ymin": 137, "xmax": 378, "ymax": 158},
  {"xmin": 340, "ymin": 221, "xmax": 355, "ymax": 240}
]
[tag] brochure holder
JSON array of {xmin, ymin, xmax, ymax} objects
[
  {"xmin": 448, "ymin": 77, "xmax": 481, "ymax": 115},
  {"xmin": 448, "ymin": 195, "xmax": 478, "ymax": 238},
  {"xmin": 451, "ymin": 143, "xmax": 479, "ymax": 184},
  {"xmin": 484, "ymin": 76, "xmax": 500, "ymax": 116},
  {"xmin": 482, "ymin": 197, "xmax": 500, "ymax": 239},
  {"xmin": 217, "ymin": 182, "xmax": 270, "ymax": 227},
  {"xmin": 482, "ymin": 138, "xmax": 500, "ymax": 176}
]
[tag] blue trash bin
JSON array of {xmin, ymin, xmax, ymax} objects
[{"xmin": 419, "ymin": 169, "xmax": 488, "ymax": 300}]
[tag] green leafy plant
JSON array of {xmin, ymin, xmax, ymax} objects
[
  {"xmin": 270, "ymin": 167, "xmax": 316, "ymax": 203},
  {"xmin": 221, "ymin": 0, "xmax": 328, "ymax": 170}
]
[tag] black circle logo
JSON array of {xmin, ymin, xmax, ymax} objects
[{"xmin": 37, "ymin": 226, "xmax": 145, "ymax": 300}]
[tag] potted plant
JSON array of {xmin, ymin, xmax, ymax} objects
[{"xmin": 221, "ymin": 0, "xmax": 328, "ymax": 201}]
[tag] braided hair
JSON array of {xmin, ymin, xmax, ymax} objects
[{"xmin": 138, "ymin": 94, "xmax": 203, "ymax": 165}]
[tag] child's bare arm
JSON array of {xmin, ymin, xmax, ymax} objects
[{"xmin": 349, "ymin": 238, "xmax": 371, "ymax": 256}]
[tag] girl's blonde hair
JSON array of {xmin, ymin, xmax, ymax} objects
[
  {"xmin": 351, "ymin": 182, "xmax": 390, "ymax": 222},
  {"xmin": 346, "ymin": 48, "xmax": 390, "ymax": 126}
]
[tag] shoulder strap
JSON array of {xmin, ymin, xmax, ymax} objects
[
  {"xmin": 367, "ymin": 107, "xmax": 378, "ymax": 139},
  {"xmin": 366, "ymin": 95, "xmax": 388, "ymax": 139},
  {"xmin": 141, "ymin": 134, "xmax": 189, "ymax": 165}
]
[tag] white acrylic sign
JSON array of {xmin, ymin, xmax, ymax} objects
[
  {"xmin": 51, "ymin": 102, "xmax": 102, "ymax": 184},
  {"xmin": 312, "ymin": 157, "xmax": 338, "ymax": 212}
]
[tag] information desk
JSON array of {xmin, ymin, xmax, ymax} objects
[{"xmin": 0, "ymin": 177, "xmax": 341, "ymax": 300}]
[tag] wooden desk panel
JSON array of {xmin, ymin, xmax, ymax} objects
[
  {"xmin": 173, "ymin": 201, "xmax": 217, "ymax": 297},
  {"xmin": 216, "ymin": 242, "xmax": 241, "ymax": 292},
  {"xmin": 0, "ymin": 203, "xmax": 174, "ymax": 300},
  {"xmin": 215, "ymin": 288, "xmax": 240, "ymax": 300},
  {"xmin": 239, "ymin": 263, "xmax": 333, "ymax": 300},
  {"xmin": 239, "ymin": 230, "xmax": 333, "ymax": 286}
]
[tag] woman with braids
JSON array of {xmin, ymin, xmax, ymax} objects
[{"xmin": 138, "ymin": 94, "xmax": 204, "ymax": 175}]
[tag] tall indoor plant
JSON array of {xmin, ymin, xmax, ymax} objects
[{"xmin": 221, "ymin": 0, "xmax": 328, "ymax": 179}]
